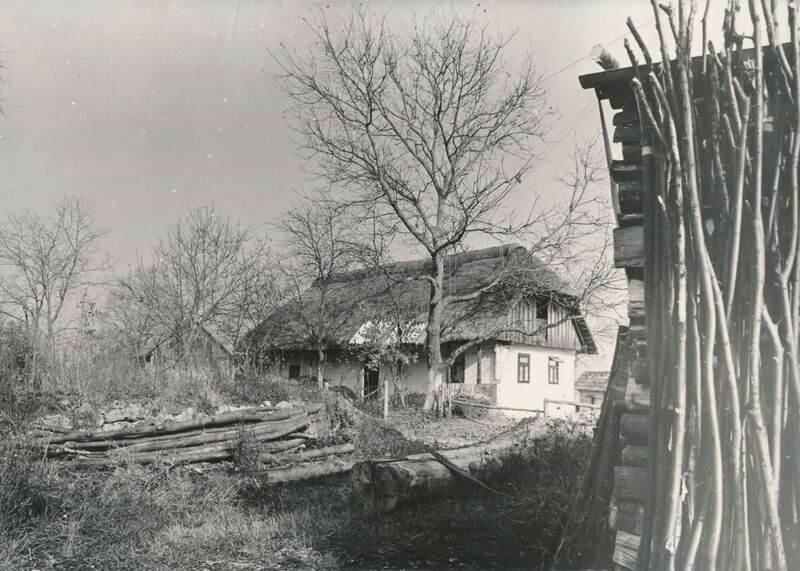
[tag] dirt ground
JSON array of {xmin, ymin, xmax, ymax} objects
[{"xmin": 388, "ymin": 411, "xmax": 530, "ymax": 448}]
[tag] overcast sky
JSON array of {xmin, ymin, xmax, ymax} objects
[
  {"xmin": 0, "ymin": 1, "xmax": 665, "ymax": 260},
  {"xmin": 1, "ymin": 1, "xmax": 733, "ymax": 368}
]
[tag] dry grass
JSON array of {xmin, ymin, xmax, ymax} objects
[
  {"xmin": 0, "ymin": 416, "xmax": 590, "ymax": 570},
  {"xmin": 324, "ymin": 419, "xmax": 591, "ymax": 569},
  {"xmin": 0, "ymin": 348, "xmax": 593, "ymax": 569},
  {"xmin": 0, "ymin": 442, "xmax": 340, "ymax": 570}
]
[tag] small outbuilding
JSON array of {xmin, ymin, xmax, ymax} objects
[{"xmin": 574, "ymin": 370, "xmax": 609, "ymax": 407}]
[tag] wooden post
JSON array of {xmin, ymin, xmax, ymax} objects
[{"xmin": 382, "ymin": 372, "xmax": 389, "ymax": 419}]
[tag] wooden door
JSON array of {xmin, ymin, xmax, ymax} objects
[{"xmin": 364, "ymin": 366, "xmax": 379, "ymax": 399}]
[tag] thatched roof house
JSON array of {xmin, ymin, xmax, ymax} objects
[
  {"xmin": 244, "ymin": 244, "xmax": 595, "ymax": 414},
  {"xmin": 245, "ymin": 243, "xmax": 596, "ymax": 354}
]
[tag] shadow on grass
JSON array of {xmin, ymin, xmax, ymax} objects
[{"xmin": 241, "ymin": 421, "xmax": 591, "ymax": 570}]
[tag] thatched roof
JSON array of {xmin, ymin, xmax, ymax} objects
[
  {"xmin": 140, "ymin": 323, "xmax": 234, "ymax": 360},
  {"xmin": 245, "ymin": 244, "xmax": 596, "ymax": 354},
  {"xmin": 575, "ymin": 371, "xmax": 609, "ymax": 392}
]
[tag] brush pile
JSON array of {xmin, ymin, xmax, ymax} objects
[{"xmin": 32, "ymin": 403, "xmax": 330, "ymax": 468}]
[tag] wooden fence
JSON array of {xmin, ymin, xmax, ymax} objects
[
  {"xmin": 543, "ymin": 398, "xmax": 602, "ymax": 418},
  {"xmin": 441, "ymin": 382, "xmax": 498, "ymax": 404}
]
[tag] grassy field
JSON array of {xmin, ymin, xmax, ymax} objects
[{"xmin": 0, "ymin": 391, "xmax": 590, "ymax": 571}]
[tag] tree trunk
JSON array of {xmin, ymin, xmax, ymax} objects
[
  {"xmin": 54, "ymin": 416, "xmax": 314, "ymax": 463},
  {"xmin": 424, "ymin": 253, "xmax": 446, "ymax": 411},
  {"xmin": 383, "ymin": 372, "xmax": 389, "ymax": 418},
  {"xmin": 28, "ymin": 325, "xmax": 42, "ymax": 389},
  {"xmin": 40, "ymin": 404, "xmax": 321, "ymax": 445},
  {"xmin": 261, "ymin": 442, "xmax": 355, "ymax": 464},
  {"xmin": 317, "ymin": 345, "xmax": 326, "ymax": 389},
  {"xmin": 247, "ymin": 457, "xmax": 355, "ymax": 483},
  {"xmin": 351, "ymin": 436, "xmax": 524, "ymax": 512},
  {"xmin": 51, "ymin": 412, "xmax": 304, "ymax": 452}
]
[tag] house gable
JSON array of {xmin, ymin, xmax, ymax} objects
[{"xmin": 491, "ymin": 297, "xmax": 586, "ymax": 353}]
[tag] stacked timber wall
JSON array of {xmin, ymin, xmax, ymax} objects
[
  {"xmin": 554, "ymin": 70, "xmax": 652, "ymax": 570},
  {"xmin": 596, "ymin": 75, "xmax": 653, "ymax": 571}
]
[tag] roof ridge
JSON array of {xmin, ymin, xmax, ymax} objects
[{"xmin": 319, "ymin": 243, "xmax": 526, "ymax": 286}]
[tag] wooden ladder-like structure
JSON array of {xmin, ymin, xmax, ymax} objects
[
  {"xmin": 554, "ymin": 67, "xmax": 652, "ymax": 570},
  {"xmin": 597, "ymin": 71, "xmax": 652, "ymax": 571}
]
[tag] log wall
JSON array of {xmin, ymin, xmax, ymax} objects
[{"xmin": 577, "ymin": 74, "xmax": 651, "ymax": 570}]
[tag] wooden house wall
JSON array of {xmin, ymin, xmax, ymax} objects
[
  {"xmin": 499, "ymin": 298, "xmax": 581, "ymax": 351},
  {"xmin": 548, "ymin": 303, "xmax": 581, "ymax": 350}
]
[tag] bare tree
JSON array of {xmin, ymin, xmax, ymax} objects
[
  {"xmin": 276, "ymin": 200, "xmax": 376, "ymax": 388},
  {"xmin": 113, "ymin": 206, "xmax": 276, "ymax": 368},
  {"xmin": 0, "ymin": 196, "xmax": 105, "ymax": 383},
  {"xmin": 275, "ymin": 10, "xmax": 612, "ymax": 407}
]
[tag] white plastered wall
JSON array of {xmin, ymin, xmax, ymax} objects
[
  {"xmin": 493, "ymin": 344, "xmax": 576, "ymax": 417},
  {"xmin": 321, "ymin": 357, "xmax": 429, "ymax": 397}
]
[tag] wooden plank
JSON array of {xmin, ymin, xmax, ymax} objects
[
  {"xmin": 617, "ymin": 180, "xmax": 643, "ymax": 215},
  {"xmin": 625, "ymin": 378, "xmax": 650, "ymax": 409},
  {"xmin": 627, "ymin": 321, "xmax": 646, "ymax": 341},
  {"xmin": 594, "ymin": 83, "xmax": 636, "ymax": 109},
  {"xmin": 613, "ymin": 225, "xmax": 644, "ymax": 268},
  {"xmin": 609, "ymin": 496, "xmax": 645, "ymax": 535},
  {"xmin": 610, "ymin": 160, "xmax": 642, "ymax": 181},
  {"xmin": 625, "ymin": 266, "xmax": 644, "ymax": 281},
  {"xmin": 628, "ymin": 304, "xmax": 644, "ymax": 322},
  {"xmin": 612, "ymin": 530, "xmax": 641, "ymax": 569},
  {"xmin": 614, "ymin": 466, "xmax": 648, "ymax": 502},
  {"xmin": 609, "ymin": 89, "xmax": 634, "ymax": 109},
  {"xmin": 633, "ymin": 354, "xmax": 650, "ymax": 386},
  {"xmin": 621, "ymin": 445, "xmax": 649, "ymax": 467},
  {"xmin": 618, "ymin": 213, "xmax": 644, "ymax": 228},
  {"xmin": 613, "ymin": 124, "xmax": 642, "ymax": 143},
  {"xmin": 628, "ymin": 287, "xmax": 644, "ymax": 321},
  {"xmin": 621, "ymin": 142, "xmax": 641, "ymax": 161},
  {"xmin": 580, "ymin": 44, "xmax": 762, "ymax": 91},
  {"xmin": 619, "ymin": 413, "xmax": 649, "ymax": 445},
  {"xmin": 450, "ymin": 400, "xmax": 543, "ymax": 415},
  {"xmin": 628, "ymin": 278, "xmax": 644, "ymax": 309},
  {"xmin": 613, "ymin": 108, "xmax": 640, "ymax": 126}
]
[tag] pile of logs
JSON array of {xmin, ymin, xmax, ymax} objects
[
  {"xmin": 247, "ymin": 442, "xmax": 356, "ymax": 484},
  {"xmin": 33, "ymin": 403, "xmax": 328, "ymax": 468}
]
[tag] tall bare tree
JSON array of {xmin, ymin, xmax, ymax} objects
[
  {"xmin": 275, "ymin": 10, "xmax": 611, "ymax": 406},
  {"xmin": 0, "ymin": 196, "xmax": 106, "ymax": 371}
]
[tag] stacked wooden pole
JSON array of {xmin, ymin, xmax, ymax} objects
[
  {"xmin": 620, "ymin": 1, "xmax": 800, "ymax": 569},
  {"xmin": 34, "ymin": 404, "xmax": 324, "ymax": 467}
]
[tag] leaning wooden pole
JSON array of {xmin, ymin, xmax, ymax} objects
[
  {"xmin": 567, "ymin": 1, "xmax": 800, "ymax": 568},
  {"xmin": 620, "ymin": 1, "xmax": 799, "ymax": 568}
]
